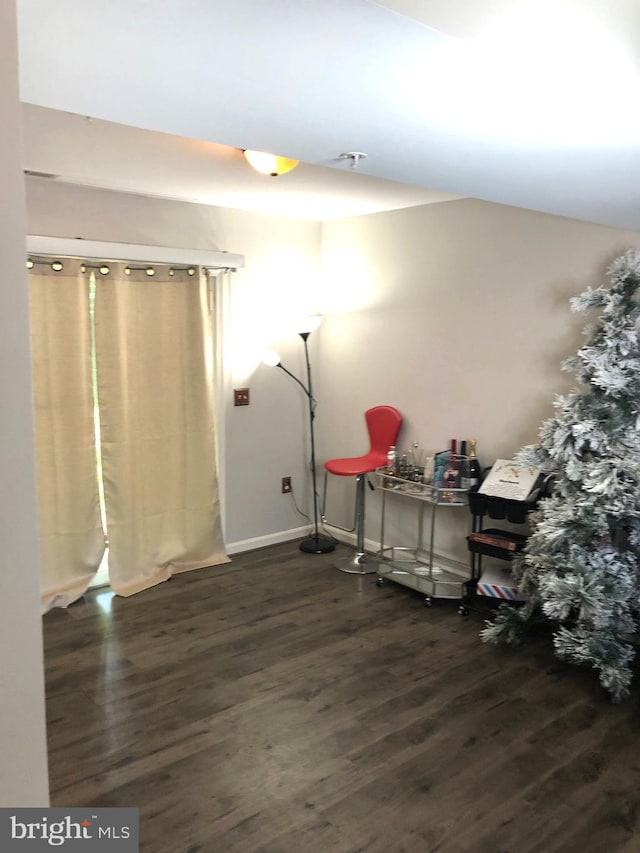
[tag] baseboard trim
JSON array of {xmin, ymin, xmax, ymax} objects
[
  {"xmin": 225, "ymin": 526, "xmax": 312, "ymax": 555},
  {"xmin": 226, "ymin": 526, "xmax": 366, "ymax": 557},
  {"xmin": 226, "ymin": 528, "xmax": 468, "ymax": 575}
]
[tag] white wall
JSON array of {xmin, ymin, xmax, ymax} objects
[
  {"xmin": 0, "ymin": 2, "xmax": 49, "ymax": 806},
  {"xmin": 317, "ymin": 199, "xmax": 640, "ymax": 564},
  {"xmin": 25, "ymin": 179, "xmax": 640, "ymax": 571},
  {"xmin": 25, "ymin": 179, "xmax": 323, "ymax": 549}
]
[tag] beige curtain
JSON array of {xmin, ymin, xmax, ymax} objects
[
  {"xmin": 29, "ymin": 262, "xmax": 106, "ymax": 611},
  {"xmin": 94, "ymin": 264, "xmax": 228, "ymax": 596}
]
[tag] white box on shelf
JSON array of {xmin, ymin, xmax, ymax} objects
[{"xmin": 476, "ymin": 564, "xmax": 526, "ymax": 602}]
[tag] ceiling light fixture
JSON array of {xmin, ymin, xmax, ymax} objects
[
  {"xmin": 242, "ymin": 149, "xmax": 299, "ymax": 177},
  {"xmin": 340, "ymin": 152, "xmax": 368, "ymax": 169}
]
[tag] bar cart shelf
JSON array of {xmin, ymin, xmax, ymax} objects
[{"xmin": 375, "ymin": 470, "xmax": 469, "ymax": 607}]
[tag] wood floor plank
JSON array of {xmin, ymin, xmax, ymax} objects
[{"xmin": 43, "ymin": 540, "xmax": 640, "ymax": 852}]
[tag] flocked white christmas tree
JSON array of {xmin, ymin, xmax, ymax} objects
[{"xmin": 482, "ymin": 250, "xmax": 640, "ymax": 702}]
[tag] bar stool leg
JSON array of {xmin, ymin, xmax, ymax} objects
[{"xmin": 335, "ymin": 474, "xmax": 376, "ymax": 574}]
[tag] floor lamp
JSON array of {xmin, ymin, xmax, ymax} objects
[{"xmin": 264, "ymin": 316, "xmax": 336, "ymax": 554}]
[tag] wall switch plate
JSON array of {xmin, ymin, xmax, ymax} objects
[
  {"xmin": 234, "ymin": 388, "xmax": 250, "ymax": 406},
  {"xmin": 281, "ymin": 476, "xmax": 292, "ymax": 494}
]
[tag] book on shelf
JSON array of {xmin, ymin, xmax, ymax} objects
[{"xmin": 467, "ymin": 531, "xmax": 519, "ymax": 551}]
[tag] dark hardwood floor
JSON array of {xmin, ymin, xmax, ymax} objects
[{"xmin": 43, "ymin": 541, "xmax": 640, "ymax": 852}]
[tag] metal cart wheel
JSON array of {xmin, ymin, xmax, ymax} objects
[
  {"xmin": 424, "ymin": 595, "xmax": 433, "ymax": 607},
  {"xmin": 376, "ymin": 577, "xmax": 384, "ymax": 587}
]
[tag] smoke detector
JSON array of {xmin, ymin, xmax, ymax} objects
[{"xmin": 339, "ymin": 152, "xmax": 368, "ymax": 169}]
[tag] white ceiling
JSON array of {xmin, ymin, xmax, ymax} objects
[
  {"xmin": 21, "ymin": 104, "xmax": 461, "ymax": 221},
  {"xmin": 15, "ymin": 0, "xmax": 640, "ymax": 228}
]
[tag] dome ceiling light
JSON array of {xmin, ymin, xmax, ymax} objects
[{"xmin": 242, "ymin": 150, "xmax": 299, "ymax": 177}]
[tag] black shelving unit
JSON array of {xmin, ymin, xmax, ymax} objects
[{"xmin": 459, "ymin": 480, "xmax": 547, "ymax": 616}]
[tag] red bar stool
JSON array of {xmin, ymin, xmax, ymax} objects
[{"xmin": 323, "ymin": 405, "xmax": 402, "ymax": 574}]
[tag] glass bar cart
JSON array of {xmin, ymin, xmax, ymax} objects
[{"xmin": 375, "ymin": 469, "xmax": 469, "ymax": 607}]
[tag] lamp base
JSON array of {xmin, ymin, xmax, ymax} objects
[
  {"xmin": 299, "ymin": 535, "xmax": 336, "ymax": 554},
  {"xmin": 335, "ymin": 554, "xmax": 377, "ymax": 574}
]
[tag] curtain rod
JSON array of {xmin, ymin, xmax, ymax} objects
[{"xmin": 26, "ymin": 236, "xmax": 244, "ymax": 272}]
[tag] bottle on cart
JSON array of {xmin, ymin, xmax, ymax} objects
[
  {"xmin": 467, "ymin": 438, "xmax": 482, "ymax": 488},
  {"xmin": 458, "ymin": 439, "xmax": 471, "ymax": 490},
  {"xmin": 399, "ymin": 453, "xmax": 409, "ymax": 478},
  {"xmin": 409, "ymin": 441, "xmax": 421, "ymax": 480},
  {"xmin": 386, "ymin": 445, "xmax": 398, "ymax": 476},
  {"xmin": 443, "ymin": 439, "xmax": 459, "ymax": 491}
]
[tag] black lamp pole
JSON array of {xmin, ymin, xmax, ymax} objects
[{"xmin": 276, "ymin": 331, "xmax": 335, "ymax": 554}]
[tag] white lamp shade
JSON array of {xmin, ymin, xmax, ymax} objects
[
  {"xmin": 297, "ymin": 315, "xmax": 323, "ymax": 334},
  {"xmin": 262, "ymin": 350, "xmax": 281, "ymax": 367}
]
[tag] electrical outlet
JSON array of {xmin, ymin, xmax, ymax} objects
[
  {"xmin": 234, "ymin": 388, "xmax": 250, "ymax": 406},
  {"xmin": 281, "ymin": 476, "xmax": 292, "ymax": 494}
]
